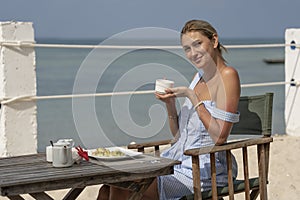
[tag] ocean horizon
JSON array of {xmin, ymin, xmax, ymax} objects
[{"xmin": 36, "ymin": 37, "xmax": 285, "ymax": 152}]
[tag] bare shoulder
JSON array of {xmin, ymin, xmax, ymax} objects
[
  {"xmin": 221, "ymin": 66, "xmax": 241, "ymax": 98},
  {"xmin": 221, "ymin": 66, "xmax": 239, "ymax": 78},
  {"xmin": 217, "ymin": 66, "xmax": 240, "ymax": 112}
]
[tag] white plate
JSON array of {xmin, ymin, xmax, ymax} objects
[{"xmin": 87, "ymin": 147, "xmax": 142, "ymax": 160}]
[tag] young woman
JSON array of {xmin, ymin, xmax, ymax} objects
[{"xmin": 98, "ymin": 19, "xmax": 241, "ymax": 200}]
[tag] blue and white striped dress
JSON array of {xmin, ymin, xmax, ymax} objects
[{"xmin": 157, "ymin": 73, "xmax": 240, "ymax": 200}]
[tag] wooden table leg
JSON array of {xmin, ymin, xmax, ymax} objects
[
  {"xmin": 7, "ymin": 196, "xmax": 25, "ymax": 200},
  {"xmin": 29, "ymin": 188, "xmax": 84, "ymax": 200},
  {"xmin": 29, "ymin": 192, "xmax": 54, "ymax": 200}
]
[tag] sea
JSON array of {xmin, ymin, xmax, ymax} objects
[{"xmin": 35, "ymin": 37, "xmax": 285, "ymax": 152}]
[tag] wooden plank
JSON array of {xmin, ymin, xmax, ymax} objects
[
  {"xmin": 191, "ymin": 155, "xmax": 202, "ymax": 200},
  {"xmin": 0, "ymin": 162, "xmax": 99, "ymax": 181},
  {"xmin": 0, "ymin": 155, "xmax": 179, "ymax": 187},
  {"xmin": 127, "ymin": 139, "xmax": 173, "ymax": 149},
  {"xmin": 257, "ymin": 144, "xmax": 267, "ymax": 200},
  {"xmin": 0, "ymin": 156, "xmax": 179, "ymax": 195},
  {"xmin": 242, "ymin": 147, "xmax": 250, "ymax": 200},
  {"xmin": 0, "ymin": 163, "xmax": 56, "ymax": 177},
  {"xmin": 210, "ymin": 153, "xmax": 217, "ymax": 199},
  {"xmin": 226, "ymin": 150, "xmax": 234, "ymax": 200},
  {"xmin": 184, "ymin": 137, "xmax": 273, "ymax": 156},
  {"xmin": 0, "ymin": 164, "xmax": 175, "ymax": 196},
  {"xmin": 0, "ymin": 163, "xmax": 110, "ymax": 186},
  {"xmin": 0, "ymin": 154, "xmax": 179, "ymax": 199}
]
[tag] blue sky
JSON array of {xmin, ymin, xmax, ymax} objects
[{"xmin": 1, "ymin": 0, "xmax": 299, "ymax": 39}]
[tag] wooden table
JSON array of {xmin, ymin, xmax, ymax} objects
[{"xmin": 0, "ymin": 153, "xmax": 180, "ymax": 200}]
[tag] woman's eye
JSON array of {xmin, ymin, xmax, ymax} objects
[
  {"xmin": 194, "ymin": 42, "xmax": 201, "ymax": 47},
  {"xmin": 184, "ymin": 47, "xmax": 190, "ymax": 53}
]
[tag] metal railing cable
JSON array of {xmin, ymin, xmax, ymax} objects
[
  {"xmin": 241, "ymin": 81, "xmax": 299, "ymax": 88},
  {"xmin": 0, "ymin": 41, "xmax": 298, "ymax": 105},
  {"xmin": 0, "ymin": 80, "xmax": 299, "ymax": 105},
  {"xmin": 0, "ymin": 41, "xmax": 299, "ymax": 49}
]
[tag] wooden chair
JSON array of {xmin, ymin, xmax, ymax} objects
[{"xmin": 128, "ymin": 93, "xmax": 274, "ymax": 200}]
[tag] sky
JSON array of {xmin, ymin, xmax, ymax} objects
[{"xmin": 0, "ymin": 0, "xmax": 300, "ymax": 40}]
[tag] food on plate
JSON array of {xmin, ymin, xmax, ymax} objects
[{"xmin": 92, "ymin": 148, "xmax": 125, "ymax": 157}]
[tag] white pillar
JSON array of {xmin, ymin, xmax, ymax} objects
[
  {"xmin": 285, "ymin": 29, "xmax": 300, "ymax": 136},
  {"xmin": 0, "ymin": 21, "xmax": 37, "ymax": 156}
]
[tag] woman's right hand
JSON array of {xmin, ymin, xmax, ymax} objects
[
  {"xmin": 156, "ymin": 86, "xmax": 196, "ymax": 102},
  {"xmin": 155, "ymin": 91, "xmax": 176, "ymax": 104}
]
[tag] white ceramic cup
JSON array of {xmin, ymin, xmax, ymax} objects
[
  {"xmin": 46, "ymin": 146, "xmax": 53, "ymax": 162},
  {"xmin": 52, "ymin": 142, "xmax": 74, "ymax": 168},
  {"xmin": 155, "ymin": 79, "xmax": 174, "ymax": 94}
]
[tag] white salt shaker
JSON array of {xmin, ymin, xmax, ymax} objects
[{"xmin": 46, "ymin": 145, "xmax": 53, "ymax": 162}]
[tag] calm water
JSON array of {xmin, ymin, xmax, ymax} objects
[{"xmin": 36, "ymin": 38, "xmax": 285, "ymax": 152}]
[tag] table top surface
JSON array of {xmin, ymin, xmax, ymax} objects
[{"xmin": 0, "ymin": 153, "xmax": 180, "ymax": 196}]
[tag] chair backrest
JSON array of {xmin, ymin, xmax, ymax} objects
[{"xmin": 231, "ymin": 93, "xmax": 273, "ymax": 137}]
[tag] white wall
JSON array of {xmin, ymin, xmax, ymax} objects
[{"xmin": 0, "ymin": 21, "xmax": 37, "ymax": 156}]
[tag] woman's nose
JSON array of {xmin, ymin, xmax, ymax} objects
[{"xmin": 190, "ymin": 47, "xmax": 198, "ymax": 57}]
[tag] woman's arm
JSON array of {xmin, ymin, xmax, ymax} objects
[
  {"xmin": 155, "ymin": 94, "xmax": 179, "ymax": 137},
  {"xmin": 159, "ymin": 67, "xmax": 240, "ymax": 144},
  {"xmin": 193, "ymin": 67, "xmax": 240, "ymax": 145}
]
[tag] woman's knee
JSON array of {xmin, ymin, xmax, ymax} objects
[
  {"xmin": 97, "ymin": 185, "xmax": 110, "ymax": 200},
  {"xmin": 143, "ymin": 178, "xmax": 159, "ymax": 200},
  {"xmin": 109, "ymin": 186, "xmax": 131, "ymax": 200}
]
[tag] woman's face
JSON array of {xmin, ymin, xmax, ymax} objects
[{"xmin": 181, "ymin": 31, "xmax": 217, "ymax": 69}]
